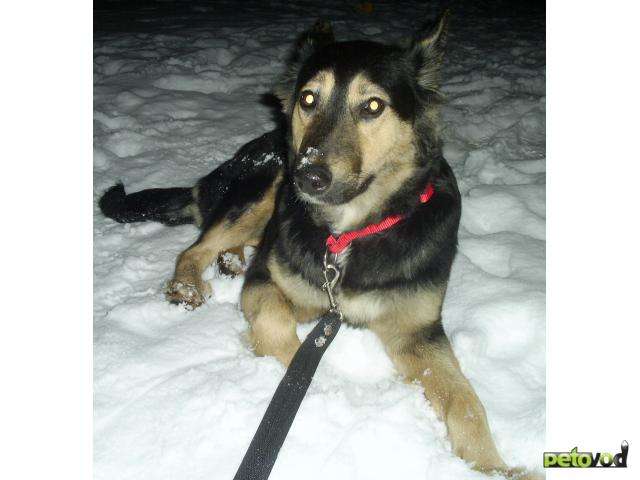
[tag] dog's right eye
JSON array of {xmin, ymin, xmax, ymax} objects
[
  {"xmin": 362, "ymin": 97, "xmax": 385, "ymax": 118},
  {"xmin": 300, "ymin": 90, "xmax": 316, "ymax": 110}
]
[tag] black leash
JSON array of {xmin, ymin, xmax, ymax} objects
[
  {"xmin": 233, "ymin": 310, "xmax": 342, "ymax": 480},
  {"xmin": 233, "ymin": 251, "xmax": 343, "ymax": 480}
]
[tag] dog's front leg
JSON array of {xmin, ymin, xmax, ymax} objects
[
  {"xmin": 373, "ymin": 320, "xmax": 511, "ymax": 475},
  {"xmin": 166, "ymin": 178, "xmax": 281, "ymax": 308},
  {"xmin": 240, "ymin": 279, "xmax": 302, "ymax": 367},
  {"xmin": 165, "ymin": 232, "xmax": 218, "ymax": 308},
  {"xmin": 166, "ymin": 224, "xmax": 259, "ymax": 308}
]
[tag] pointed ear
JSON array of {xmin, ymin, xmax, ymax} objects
[
  {"xmin": 294, "ymin": 19, "xmax": 334, "ymax": 62},
  {"xmin": 273, "ymin": 20, "xmax": 334, "ymax": 113},
  {"xmin": 412, "ymin": 10, "xmax": 450, "ymax": 93}
]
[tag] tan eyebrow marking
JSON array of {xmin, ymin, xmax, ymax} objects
[
  {"xmin": 300, "ymin": 70, "xmax": 335, "ymax": 95},
  {"xmin": 347, "ymin": 73, "xmax": 391, "ymax": 109}
]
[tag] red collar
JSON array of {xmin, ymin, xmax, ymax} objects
[{"xmin": 325, "ymin": 182, "xmax": 435, "ymax": 254}]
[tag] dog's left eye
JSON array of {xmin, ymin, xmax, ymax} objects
[
  {"xmin": 300, "ymin": 90, "xmax": 316, "ymax": 110},
  {"xmin": 362, "ymin": 97, "xmax": 385, "ymax": 117}
]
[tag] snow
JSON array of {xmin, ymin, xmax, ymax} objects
[
  {"xmin": 94, "ymin": 1, "xmax": 545, "ymax": 479},
  {"xmin": 299, "ymin": 146, "xmax": 319, "ymax": 167}
]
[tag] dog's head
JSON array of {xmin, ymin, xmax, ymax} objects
[{"xmin": 274, "ymin": 13, "xmax": 449, "ymax": 224}]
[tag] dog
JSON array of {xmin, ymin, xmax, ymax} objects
[{"xmin": 99, "ymin": 13, "xmax": 537, "ymax": 479}]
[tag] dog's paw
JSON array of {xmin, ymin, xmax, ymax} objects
[
  {"xmin": 217, "ymin": 249, "xmax": 246, "ymax": 277},
  {"xmin": 165, "ymin": 279, "xmax": 210, "ymax": 309}
]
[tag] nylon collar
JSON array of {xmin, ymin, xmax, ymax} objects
[{"xmin": 325, "ymin": 182, "xmax": 435, "ymax": 254}]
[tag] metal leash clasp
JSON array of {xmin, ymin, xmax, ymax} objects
[{"xmin": 322, "ymin": 249, "xmax": 343, "ymax": 319}]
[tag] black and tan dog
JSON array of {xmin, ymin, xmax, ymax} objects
[{"xmin": 100, "ymin": 14, "xmax": 536, "ymax": 479}]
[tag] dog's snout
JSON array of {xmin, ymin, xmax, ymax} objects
[{"xmin": 294, "ymin": 166, "xmax": 332, "ymax": 195}]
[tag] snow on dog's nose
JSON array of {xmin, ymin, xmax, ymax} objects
[{"xmin": 294, "ymin": 146, "xmax": 333, "ymax": 195}]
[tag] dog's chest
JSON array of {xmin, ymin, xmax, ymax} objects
[
  {"xmin": 335, "ymin": 290, "xmax": 387, "ymax": 324},
  {"xmin": 268, "ymin": 250, "xmax": 388, "ymax": 325}
]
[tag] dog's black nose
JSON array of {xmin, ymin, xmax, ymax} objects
[{"xmin": 294, "ymin": 166, "xmax": 332, "ymax": 195}]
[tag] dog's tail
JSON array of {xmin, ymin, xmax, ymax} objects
[{"xmin": 99, "ymin": 183, "xmax": 197, "ymax": 226}]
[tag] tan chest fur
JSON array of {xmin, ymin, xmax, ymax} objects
[{"xmin": 267, "ymin": 253, "xmax": 445, "ymax": 328}]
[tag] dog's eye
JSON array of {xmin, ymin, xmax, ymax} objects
[
  {"xmin": 300, "ymin": 90, "xmax": 316, "ymax": 110},
  {"xmin": 363, "ymin": 97, "xmax": 385, "ymax": 117}
]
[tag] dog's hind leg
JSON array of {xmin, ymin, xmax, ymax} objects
[
  {"xmin": 166, "ymin": 176, "xmax": 281, "ymax": 308},
  {"xmin": 374, "ymin": 320, "xmax": 515, "ymax": 476}
]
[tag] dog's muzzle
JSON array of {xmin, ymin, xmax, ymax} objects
[{"xmin": 294, "ymin": 166, "xmax": 332, "ymax": 195}]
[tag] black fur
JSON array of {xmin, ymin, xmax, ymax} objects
[
  {"xmin": 99, "ymin": 13, "xmax": 460, "ymax": 306},
  {"xmin": 194, "ymin": 129, "xmax": 286, "ymax": 231},
  {"xmin": 99, "ymin": 129, "xmax": 286, "ymax": 231},
  {"xmin": 404, "ymin": 321, "xmax": 447, "ymax": 356},
  {"xmin": 99, "ymin": 183, "xmax": 194, "ymax": 226},
  {"xmin": 96, "ymin": 16, "xmax": 530, "ymax": 476},
  {"xmin": 252, "ymin": 154, "xmax": 460, "ymax": 302},
  {"xmin": 246, "ymin": 17, "xmax": 460, "ymax": 301}
]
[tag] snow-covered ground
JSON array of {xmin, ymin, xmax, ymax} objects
[{"xmin": 94, "ymin": 1, "xmax": 545, "ymax": 479}]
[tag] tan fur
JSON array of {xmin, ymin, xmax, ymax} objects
[
  {"xmin": 184, "ymin": 203, "xmax": 203, "ymax": 228},
  {"xmin": 240, "ymin": 282, "xmax": 301, "ymax": 367},
  {"xmin": 189, "ymin": 185, "xmax": 204, "ymax": 227},
  {"xmin": 187, "ymin": 25, "xmax": 532, "ymax": 476},
  {"xmin": 108, "ymin": 14, "xmax": 538, "ymax": 477},
  {"xmin": 249, "ymin": 197, "xmax": 515, "ymax": 475},
  {"xmin": 291, "ymin": 70, "xmax": 335, "ymax": 153},
  {"xmin": 366, "ymin": 283, "xmax": 513, "ymax": 474},
  {"xmin": 322, "ymin": 147, "xmax": 416, "ymax": 233},
  {"xmin": 290, "ymin": 71, "xmax": 418, "ymax": 232},
  {"xmin": 249, "ymin": 252, "xmax": 519, "ymax": 476},
  {"xmin": 165, "ymin": 175, "xmax": 282, "ymax": 307},
  {"xmin": 267, "ymin": 254, "xmax": 328, "ymax": 320},
  {"xmin": 268, "ymin": 253, "xmax": 445, "ymax": 326},
  {"xmin": 371, "ymin": 318, "xmax": 509, "ymax": 474},
  {"xmin": 328, "ymin": 74, "xmax": 418, "ymax": 231},
  {"xmin": 336, "ymin": 283, "xmax": 442, "ymax": 327},
  {"xmin": 256, "ymin": 250, "xmax": 510, "ymax": 473}
]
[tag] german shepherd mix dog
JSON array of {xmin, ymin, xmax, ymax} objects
[{"xmin": 100, "ymin": 13, "xmax": 537, "ymax": 479}]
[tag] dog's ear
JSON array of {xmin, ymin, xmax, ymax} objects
[
  {"xmin": 273, "ymin": 20, "xmax": 334, "ymax": 113},
  {"xmin": 294, "ymin": 19, "xmax": 334, "ymax": 62},
  {"xmin": 411, "ymin": 10, "xmax": 449, "ymax": 94}
]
